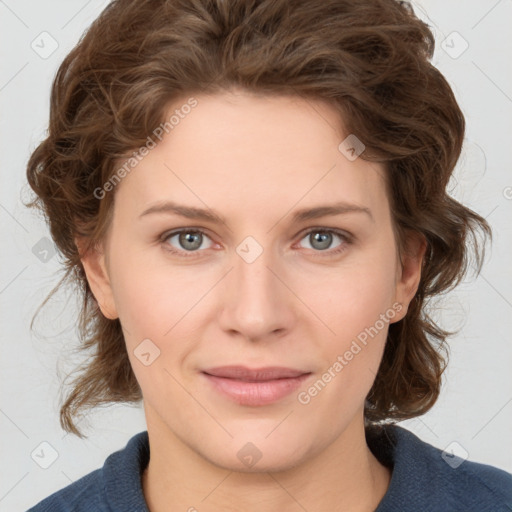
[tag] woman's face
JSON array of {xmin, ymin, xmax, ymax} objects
[{"xmin": 82, "ymin": 89, "xmax": 423, "ymax": 472}]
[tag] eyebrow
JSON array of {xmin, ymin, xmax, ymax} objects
[{"xmin": 138, "ymin": 200, "xmax": 373, "ymax": 224}]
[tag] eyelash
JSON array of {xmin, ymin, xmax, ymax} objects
[{"xmin": 159, "ymin": 227, "xmax": 353, "ymax": 259}]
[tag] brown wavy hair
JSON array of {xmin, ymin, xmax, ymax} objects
[{"xmin": 24, "ymin": 0, "xmax": 491, "ymax": 438}]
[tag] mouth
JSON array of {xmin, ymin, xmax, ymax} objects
[
  {"xmin": 202, "ymin": 365, "xmax": 309, "ymax": 381},
  {"xmin": 201, "ymin": 366, "xmax": 312, "ymax": 406}
]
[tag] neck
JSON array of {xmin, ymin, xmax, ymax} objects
[{"xmin": 141, "ymin": 412, "xmax": 391, "ymax": 512}]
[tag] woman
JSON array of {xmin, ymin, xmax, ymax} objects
[{"xmin": 25, "ymin": 0, "xmax": 512, "ymax": 510}]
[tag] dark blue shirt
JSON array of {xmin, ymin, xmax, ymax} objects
[{"xmin": 27, "ymin": 424, "xmax": 512, "ymax": 511}]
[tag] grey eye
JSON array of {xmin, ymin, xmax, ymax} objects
[
  {"xmin": 300, "ymin": 231, "xmax": 342, "ymax": 251},
  {"xmin": 179, "ymin": 231, "xmax": 203, "ymax": 250},
  {"xmin": 166, "ymin": 230, "xmax": 212, "ymax": 252}
]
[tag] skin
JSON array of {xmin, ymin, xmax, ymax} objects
[{"xmin": 79, "ymin": 88, "xmax": 426, "ymax": 512}]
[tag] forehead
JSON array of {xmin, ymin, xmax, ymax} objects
[{"xmin": 112, "ymin": 90, "xmax": 389, "ymax": 222}]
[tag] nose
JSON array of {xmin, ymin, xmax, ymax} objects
[{"xmin": 217, "ymin": 240, "xmax": 296, "ymax": 342}]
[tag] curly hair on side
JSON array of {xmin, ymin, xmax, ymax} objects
[{"xmin": 25, "ymin": 0, "xmax": 491, "ymax": 438}]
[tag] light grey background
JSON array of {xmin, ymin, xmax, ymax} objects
[{"xmin": 1, "ymin": 1, "xmax": 511, "ymax": 510}]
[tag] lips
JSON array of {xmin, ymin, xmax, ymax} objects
[
  {"xmin": 201, "ymin": 366, "xmax": 312, "ymax": 406},
  {"xmin": 202, "ymin": 366, "xmax": 309, "ymax": 381}
]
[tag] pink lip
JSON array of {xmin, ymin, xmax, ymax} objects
[
  {"xmin": 201, "ymin": 366, "xmax": 311, "ymax": 406},
  {"xmin": 202, "ymin": 365, "xmax": 308, "ymax": 381}
]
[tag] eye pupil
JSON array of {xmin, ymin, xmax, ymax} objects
[
  {"xmin": 310, "ymin": 231, "xmax": 332, "ymax": 250},
  {"xmin": 179, "ymin": 231, "xmax": 202, "ymax": 250}
]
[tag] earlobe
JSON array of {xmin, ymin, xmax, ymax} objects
[
  {"xmin": 392, "ymin": 232, "xmax": 427, "ymax": 322},
  {"xmin": 75, "ymin": 237, "xmax": 119, "ymax": 320}
]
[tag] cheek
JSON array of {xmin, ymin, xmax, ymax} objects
[
  {"xmin": 301, "ymin": 241, "xmax": 397, "ymax": 402},
  {"xmin": 106, "ymin": 246, "xmax": 186, "ymax": 342},
  {"xmin": 310, "ymin": 282, "xmax": 393, "ymax": 416},
  {"xmin": 313, "ymin": 250, "xmax": 397, "ymax": 335},
  {"xmin": 111, "ymin": 256, "xmax": 194, "ymax": 398}
]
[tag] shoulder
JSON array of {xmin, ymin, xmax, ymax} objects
[
  {"xmin": 26, "ymin": 431, "xmax": 150, "ymax": 512},
  {"xmin": 368, "ymin": 424, "xmax": 512, "ymax": 512}
]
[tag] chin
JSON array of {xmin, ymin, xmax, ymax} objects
[{"xmin": 198, "ymin": 432, "xmax": 313, "ymax": 474}]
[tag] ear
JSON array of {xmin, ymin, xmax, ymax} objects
[
  {"xmin": 391, "ymin": 231, "xmax": 427, "ymax": 323},
  {"xmin": 75, "ymin": 237, "xmax": 119, "ymax": 320}
]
